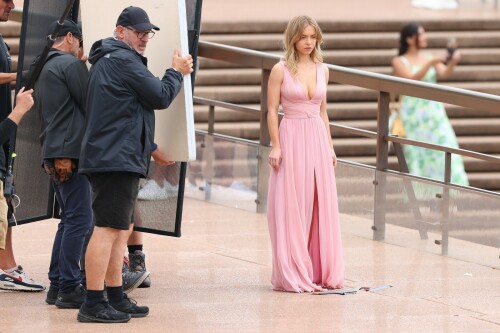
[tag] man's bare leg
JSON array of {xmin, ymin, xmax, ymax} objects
[
  {"xmin": 106, "ymin": 228, "xmax": 131, "ymax": 287},
  {"xmin": 0, "ymin": 227, "xmax": 16, "ymax": 269},
  {"xmin": 85, "ymin": 227, "xmax": 118, "ymax": 291}
]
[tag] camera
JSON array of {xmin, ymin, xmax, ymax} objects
[
  {"xmin": 3, "ymin": 167, "xmax": 15, "ymax": 199},
  {"xmin": 445, "ymin": 37, "xmax": 457, "ymax": 64}
]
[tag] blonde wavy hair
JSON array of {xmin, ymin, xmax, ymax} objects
[{"xmin": 283, "ymin": 15, "xmax": 324, "ymax": 76}]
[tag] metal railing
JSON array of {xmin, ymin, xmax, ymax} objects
[
  {"xmin": 196, "ymin": 40, "xmax": 500, "ymax": 254},
  {"xmin": 197, "ymin": 40, "xmax": 500, "ymax": 178}
]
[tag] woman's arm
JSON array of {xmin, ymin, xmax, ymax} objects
[
  {"xmin": 435, "ymin": 50, "xmax": 460, "ymax": 80},
  {"xmin": 267, "ymin": 62, "xmax": 284, "ymax": 169},
  {"xmin": 319, "ymin": 65, "xmax": 337, "ymax": 167},
  {"xmin": 0, "ymin": 87, "xmax": 34, "ymax": 145},
  {"xmin": 392, "ymin": 55, "xmax": 443, "ymax": 81}
]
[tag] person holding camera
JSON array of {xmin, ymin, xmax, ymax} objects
[
  {"xmin": 391, "ymin": 22, "xmax": 468, "ymax": 185},
  {"xmin": 0, "ymin": 0, "xmax": 45, "ymax": 292}
]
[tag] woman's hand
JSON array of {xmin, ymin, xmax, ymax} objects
[
  {"xmin": 268, "ymin": 147, "xmax": 282, "ymax": 169},
  {"xmin": 331, "ymin": 148, "xmax": 337, "ymax": 168},
  {"xmin": 449, "ymin": 49, "xmax": 461, "ymax": 64}
]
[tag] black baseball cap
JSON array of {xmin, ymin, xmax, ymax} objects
[
  {"xmin": 116, "ymin": 6, "xmax": 160, "ymax": 31},
  {"xmin": 47, "ymin": 19, "xmax": 82, "ymax": 39}
]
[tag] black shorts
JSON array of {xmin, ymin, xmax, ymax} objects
[{"xmin": 88, "ymin": 172, "xmax": 140, "ymax": 230}]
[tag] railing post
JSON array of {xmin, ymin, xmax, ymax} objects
[
  {"xmin": 439, "ymin": 152, "xmax": 452, "ymax": 255},
  {"xmin": 204, "ymin": 105, "xmax": 215, "ymax": 200},
  {"xmin": 208, "ymin": 105, "xmax": 215, "ymax": 134},
  {"xmin": 256, "ymin": 69, "xmax": 271, "ymax": 213},
  {"xmin": 373, "ymin": 91, "xmax": 391, "ymax": 240}
]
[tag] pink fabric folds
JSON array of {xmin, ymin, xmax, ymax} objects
[{"xmin": 267, "ymin": 63, "xmax": 344, "ymax": 292}]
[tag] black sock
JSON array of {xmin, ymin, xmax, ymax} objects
[
  {"xmin": 85, "ymin": 289, "xmax": 105, "ymax": 307},
  {"xmin": 127, "ymin": 245, "xmax": 143, "ymax": 254},
  {"xmin": 106, "ymin": 286, "xmax": 125, "ymax": 304}
]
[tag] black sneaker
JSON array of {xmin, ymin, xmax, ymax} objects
[
  {"xmin": 139, "ymin": 275, "xmax": 151, "ymax": 288},
  {"xmin": 46, "ymin": 287, "xmax": 58, "ymax": 305},
  {"xmin": 55, "ymin": 284, "xmax": 85, "ymax": 309},
  {"xmin": 122, "ymin": 269, "xmax": 150, "ymax": 294},
  {"xmin": 128, "ymin": 251, "xmax": 151, "ymax": 288},
  {"xmin": 77, "ymin": 301, "xmax": 131, "ymax": 323},
  {"xmin": 110, "ymin": 294, "xmax": 149, "ymax": 318}
]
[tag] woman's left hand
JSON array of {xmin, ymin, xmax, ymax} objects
[
  {"xmin": 450, "ymin": 50, "xmax": 461, "ymax": 64},
  {"xmin": 331, "ymin": 148, "xmax": 337, "ymax": 168}
]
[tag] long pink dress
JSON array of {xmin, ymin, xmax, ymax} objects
[{"xmin": 267, "ymin": 62, "xmax": 344, "ymax": 292}]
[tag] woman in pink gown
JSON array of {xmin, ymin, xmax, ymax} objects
[{"xmin": 267, "ymin": 16, "xmax": 344, "ymax": 292}]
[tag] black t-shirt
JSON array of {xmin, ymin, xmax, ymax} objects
[{"xmin": 0, "ymin": 35, "xmax": 12, "ymax": 174}]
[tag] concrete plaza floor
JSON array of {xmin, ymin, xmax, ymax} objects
[
  {"xmin": 1, "ymin": 1, "xmax": 499, "ymax": 332},
  {"xmin": 0, "ymin": 198, "xmax": 498, "ymax": 333}
]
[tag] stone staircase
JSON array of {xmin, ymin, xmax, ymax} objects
[
  {"xmin": 194, "ymin": 19, "xmax": 500, "ymax": 191},
  {"xmin": 0, "ymin": 21, "xmax": 21, "ymax": 71}
]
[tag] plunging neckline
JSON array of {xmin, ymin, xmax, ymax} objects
[{"xmin": 295, "ymin": 63, "xmax": 319, "ymax": 101}]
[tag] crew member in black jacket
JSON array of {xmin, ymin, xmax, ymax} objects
[
  {"xmin": 34, "ymin": 20, "xmax": 93, "ymax": 310},
  {"xmin": 78, "ymin": 6, "xmax": 193, "ymax": 323}
]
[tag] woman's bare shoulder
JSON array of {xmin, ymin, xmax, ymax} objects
[
  {"xmin": 320, "ymin": 63, "xmax": 329, "ymax": 80},
  {"xmin": 272, "ymin": 61, "xmax": 286, "ymax": 72}
]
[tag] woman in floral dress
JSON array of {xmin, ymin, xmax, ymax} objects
[{"xmin": 392, "ymin": 22, "xmax": 468, "ymax": 185}]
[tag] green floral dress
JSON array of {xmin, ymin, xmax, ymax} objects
[{"xmin": 399, "ymin": 56, "xmax": 469, "ymax": 186}]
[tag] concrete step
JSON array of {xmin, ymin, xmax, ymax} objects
[
  {"xmin": 332, "ymin": 118, "xmax": 500, "ymax": 137},
  {"xmin": 201, "ymin": 19, "xmax": 500, "ymax": 34},
  {"xmin": 331, "ymin": 136, "xmax": 500, "ymax": 156},
  {"xmin": 468, "ymin": 172, "xmax": 500, "ymax": 190},
  {"xmin": 202, "ymin": 30, "xmax": 500, "ymax": 51},
  {"xmin": 326, "ymin": 48, "xmax": 500, "ymax": 67},
  {"xmin": 2, "ymin": 37, "xmax": 19, "ymax": 55},
  {"xmin": 0, "ymin": 22, "xmax": 21, "ymax": 38}
]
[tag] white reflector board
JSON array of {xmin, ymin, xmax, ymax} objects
[{"xmin": 80, "ymin": 0, "xmax": 196, "ymax": 161}]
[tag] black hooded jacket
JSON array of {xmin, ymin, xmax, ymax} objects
[
  {"xmin": 79, "ymin": 37, "xmax": 183, "ymax": 176},
  {"xmin": 35, "ymin": 49, "xmax": 88, "ymax": 163}
]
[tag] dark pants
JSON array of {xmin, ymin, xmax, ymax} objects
[{"xmin": 48, "ymin": 172, "xmax": 93, "ymax": 293}]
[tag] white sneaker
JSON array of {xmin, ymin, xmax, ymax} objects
[
  {"xmin": 162, "ymin": 179, "xmax": 179, "ymax": 195},
  {"xmin": 137, "ymin": 180, "xmax": 169, "ymax": 200},
  {"xmin": 0, "ymin": 265, "xmax": 45, "ymax": 292}
]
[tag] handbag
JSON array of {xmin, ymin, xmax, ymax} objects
[{"xmin": 389, "ymin": 94, "xmax": 406, "ymax": 137}]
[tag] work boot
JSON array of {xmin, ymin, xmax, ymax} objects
[{"xmin": 128, "ymin": 250, "xmax": 151, "ymax": 288}]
